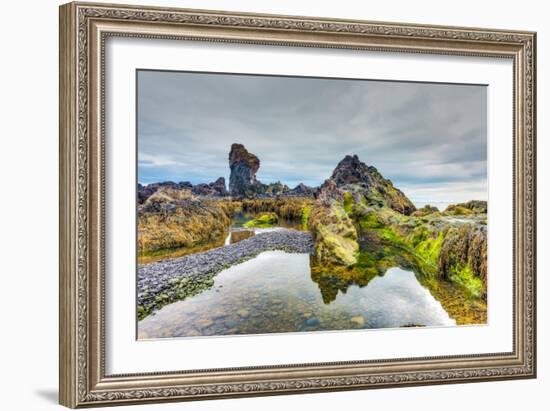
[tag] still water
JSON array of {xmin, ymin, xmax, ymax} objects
[{"xmin": 138, "ymin": 250, "xmax": 455, "ymax": 339}]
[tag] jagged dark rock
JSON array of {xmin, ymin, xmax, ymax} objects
[
  {"xmin": 138, "ymin": 178, "xmax": 228, "ymax": 203},
  {"xmin": 265, "ymin": 181, "xmax": 290, "ymax": 196},
  {"xmin": 137, "ymin": 181, "xmax": 190, "ymax": 204},
  {"xmin": 210, "ymin": 177, "xmax": 228, "ymax": 196},
  {"xmin": 191, "ymin": 177, "xmax": 228, "ymax": 197},
  {"xmin": 316, "ymin": 179, "xmax": 343, "ymax": 206},
  {"xmin": 288, "ymin": 183, "xmax": 317, "ymax": 197},
  {"xmin": 228, "ymin": 143, "xmax": 266, "ymax": 197},
  {"xmin": 320, "ymin": 155, "xmax": 416, "ymax": 215},
  {"xmin": 140, "ymin": 145, "xmax": 320, "ymax": 201},
  {"xmin": 179, "ymin": 181, "xmax": 193, "ymax": 189}
]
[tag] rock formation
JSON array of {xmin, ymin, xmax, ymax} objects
[
  {"xmin": 264, "ymin": 181, "xmax": 290, "ymax": 196},
  {"xmin": 137, "ymin": 181, "xmax": 188, "ymax": 204},
  {"xmin": 191, "ymin": 177, "xmax": 228, "ymax": 197},
  {"xmin": 228, "ymin": 143, "xmax": 265, "ymax": 197},
  {"xmin": 444, "ymin": 200, "xmax": 487, "ymax": 215},
  {"xmin": 319, "ymin": 155, "xmax": 416, "ymax": 215},
  {"xmin": 138, "ymin": 178, "xmax": 228, "ymax": 204},
  {"xmin": 288, "ymin": 183, "xmax": 317, "ymax": 197}
]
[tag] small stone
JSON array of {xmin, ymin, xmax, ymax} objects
[
  {"xmin": 306, "ymin": 317, "xmax": 320, "ymax": 326},
  {"xmin": 237, "ymin": 309, "xmax": 249, "ymax": 318},
  {"xmin": 224, "ymin": 319, "xmax": 239, "ymax": 328},
  {"xmin": 197, "ymin": 319, "xmax": 213, "ymax": 328},
  {"xmin": 350, "ymin": 316, "xmax": 365, "ymax": 327}
]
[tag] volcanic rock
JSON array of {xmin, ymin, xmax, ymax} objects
[
  {"xmin": 191, "ymin": 177, "xmax": 228, "ymax": 197},
  {"xmin": 320, "ymin": 155, "xmax": 416, "ymax": 215},
  {"xmin": 228, "ymin": 143, "xmax": 265, "ymax": 197},
  {"xmin": 137, "ymin": 181, "xmax": 190, "ymax": 204},
  {"xmin": 288, "ymin": 183, "xmax": 317, "ymax": 197}
]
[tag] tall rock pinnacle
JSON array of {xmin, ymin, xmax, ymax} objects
[{"xmin": 228, "ymin": 143, "xmax": 262, "ymax": 197}]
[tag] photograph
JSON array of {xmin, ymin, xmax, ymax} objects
[{"xmin": 136, "ymin": 70, "xmax": 488, "ymax": 339}]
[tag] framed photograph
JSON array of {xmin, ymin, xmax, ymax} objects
[{"xmin": 59, "ymin": 2, "xmax": 537, "ymax": 408}]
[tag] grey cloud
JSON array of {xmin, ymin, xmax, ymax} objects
[{"xmin": 137, "ymin": 70, "xmax": 487, "ymax": 205}]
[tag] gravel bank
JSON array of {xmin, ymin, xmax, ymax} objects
[{"xmin": 138, "ymin": 228, "xmax": 314, "ymax": 317}]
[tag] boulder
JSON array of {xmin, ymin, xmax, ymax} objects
[{"xmin": 265, "ymin": 181, "xmax": 290, "ymax": 196}]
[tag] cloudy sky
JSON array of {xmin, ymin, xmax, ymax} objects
[{"xmin": 137, "ymin": 70, "xmax": 487, "ymax": 207}]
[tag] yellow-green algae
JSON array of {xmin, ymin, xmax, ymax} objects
[
  {"xmin": 308, "ymin": 202, "xmax": 359, "ymax": 266},
  {"xmin": 339, "ymin": 197, "xmax": 487, "ymax": 303},
  {"xmin": 244, "ymin": 212, "xmax": 279, "ymax": 228},
  {"xmin": 301, "ymin": 204, "xmax": 312, "ymax": 229},
  {"xmin": 139, "ymin": 195, "xmax": 313, "ymax": 262},
  {"xmin": 310, "ymin": 240, "xmax": 487, "ymax": 325}
]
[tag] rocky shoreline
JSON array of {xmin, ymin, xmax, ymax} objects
[{"xmin": 137, "ymin": 228, "xmax": 314, "ymax": 319}]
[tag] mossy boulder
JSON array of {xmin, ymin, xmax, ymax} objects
[
  {"xmin": 444, "ymin": 201, "xmax": 487, "ymax": 216},
  {"xmin": 137, "ymin": 189, "xmax": 239, "ymax": 256},
  {"xmin": 444, "ymin": 205, "xmax": 474, "ymax": 216},
  {"xmin": 438, "ymin": 225, "xmax": 487, "ymax": 298},
  {"xmin": 412, "ymin": 205, "xmax": 440, "ymax": 217},
  {"xmin": 244, "ymin": 212, "xmax": 279, "ymax": 228},
  {"xmin": 308, "ymin": 203, "xmax": 359, "ymax": 266}
]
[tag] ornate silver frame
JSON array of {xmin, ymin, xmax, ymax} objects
[{"xmin": 59, "ymin": 1, "xmax": 536, "ymax": 408}]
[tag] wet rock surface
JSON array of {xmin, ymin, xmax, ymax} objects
[{"xmin": 138, "ymin": 228, "xmax": 314, "ymax": 317}]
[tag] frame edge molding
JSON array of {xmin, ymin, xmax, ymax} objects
[{"xmin": 59, "ymin": 2, "xmax": 536, "ymax": 408}]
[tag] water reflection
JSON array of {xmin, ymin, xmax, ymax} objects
[
  {"xmin": 224, "ymin": 229, "xmax": 255, "ymax": 245},
  {"xmin": 138, "ymin": 250, "xmax": 455, "ymax": 339}
]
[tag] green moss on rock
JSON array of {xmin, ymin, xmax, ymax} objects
[
  {"xmin": 301, "ymin": 205, "xmax": 312, "ymax": 229},
  {"xmin": 414, "ymin": 230, "xmax": 444, "ymax": 267},
  {"xmin": 308, "ymin": 203, "xmax": 359, "ymax": 266},
  {"xmin": 343, "ymin": 191, "xmax": 354, "ymax": 214},
  {"xmin": 448, "ymin": 264, "xmax": 483, "ymax": 298},
  {"xmin": 351, "ymin": 204, "xmax": 486, "ymax": 299},
  {"xmin": 244, "ymin": 212, "xmax": 278, "ymax": 228},
  {"xmin": 444, "ymin": 205, "xmax": 473, "ymax": 216}
]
